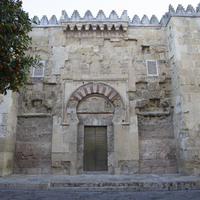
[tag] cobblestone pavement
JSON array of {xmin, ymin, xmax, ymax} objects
[{"xmin": 0, "ymin": 190, "xmax": 200, "ymax": 200}]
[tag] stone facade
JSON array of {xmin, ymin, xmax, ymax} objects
[
  {"xmin": 0, "ymin": 92, "xmax": 18, "ymax": 176},
  {"xmin": 0, "ymin": 3, "xmax": 200, "ymax": 176},
  {"xmin": 168, "ymin": 16, "xmax": 200, "ymax": 175}
]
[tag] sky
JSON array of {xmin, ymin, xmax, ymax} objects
[{"xmin": 22, "ymin": 0, "xmax": 200, "ymax": 21}]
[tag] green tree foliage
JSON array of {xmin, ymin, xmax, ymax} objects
[{"xmin": 0, "ymin": 0, "xmax": 40, "ymax": 95}]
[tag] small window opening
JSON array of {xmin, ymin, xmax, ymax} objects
[
  {"xmin": 32, "ymin": 61, "xmax": 45, "ymax": 77},
  {"xmin": 146, "ymin": 60, "xmax": 158, "ymax": 76}
]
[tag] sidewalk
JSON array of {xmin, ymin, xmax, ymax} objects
[{"xmin": 0, "ymin": 174, "xmax": 200, "ymax": 191}]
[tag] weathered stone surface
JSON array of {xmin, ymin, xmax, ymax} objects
[
  {"xmin": 117, "ymin": 160, "xmax": 139, "ymax": 175},
  {"xmin": 1, "ymin": 4, "xmax": 200, "ymax": 176},
  {"xmin": 168, "ymin": 17, "xmax": 200, "ymax": 175},
  {"xmin": 0, "ymin": 91, "xmax": 18, "ymax": 176},
  {"xmin": 15, "ymin": 14, "xmax": 180, "ymax": 175},
  {"xmin": 14, "ymin": 117, "xmax": 52, "ymax": 174},
  {"xmin": 138, "ymin": 111, "xmax": 177, "ymax": 174}
]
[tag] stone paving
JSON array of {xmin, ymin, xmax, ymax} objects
[{"xmin": 0, "ymin": 190, "xmax": 200, "ymax": 200}]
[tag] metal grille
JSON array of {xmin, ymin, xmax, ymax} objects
[
  {"xmin": 32, "ymin": 61, "xmax": 45, "ymax": 77},
  {"xmin": 146, "ymin": 60, "xmax": 158, "ymax": 76}
]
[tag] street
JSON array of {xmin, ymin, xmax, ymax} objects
[{"xmin": 0, "ymin": 190, "xmax": 200, "ymax": 200}]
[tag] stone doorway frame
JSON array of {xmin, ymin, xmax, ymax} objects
[
  {"xmin": 77, "ymin": 105, "xmax": 114, "ymax": 174},
  {"xmin": 65, "ymin": 82, "xmax": 125, "ymax": 174}
]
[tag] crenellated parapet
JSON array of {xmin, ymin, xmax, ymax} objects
[
  {"xmin": 159, "ymin": 4, "xmax": 200, "ymax": 25},
  {"xmin": 31, "ymin": 3, "xmax": 200, "ymax": 28},
  {"xmin": 32, "ymin": 10, "xmax": 129, "ymax": 31},
  {"xmin": 61, "ymin": 10, "xmax": 129, "ymax": 31}
]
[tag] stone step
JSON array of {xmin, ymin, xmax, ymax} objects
[
  {"xmin": 49, "ymin": 181, "xmax": 200, "ymax": 191},
  {"xmin": 0, "ymin": 174, "xmax": 200, "ymax": 191}
]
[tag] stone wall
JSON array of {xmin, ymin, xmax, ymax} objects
[
  {"xmin": 136, "ymin": 81, "xmax": 177, "ymax": 173},
  {"xmin": 127, "ymin": 27, "xmax": 177, "ymax": 173},
  {"xmin": 14, "ymin": 116, "xmax": 52, "ymax": 174},
  {"xmin": 6, "ymin": 4, "xmax": 200, "ymax": 175},
  {"xmin": 138, "ymin": 113, "xmax": 177, "ymax": 173},
  {"xmin": 0, "ymin": 92, "xmax": 18, "ymax": 176},
  {"xmin": 13, "ymin": 19, "xmax": 178, "ymax": 175},
  {"xmin": 168, "ymin": 17, "xmax": 200, "ymax": 175},
  {"xmin": 14, "ymin": 75, "xmax": 61, "ymax": 174}
]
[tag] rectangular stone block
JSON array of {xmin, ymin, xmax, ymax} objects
[{"xmin": 14, "ymin": 117, "xmax": 52, "ymax": 174}]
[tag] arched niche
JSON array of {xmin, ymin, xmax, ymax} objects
[
  {"xmin": 66, "ymin": 82, "xmax": 125, "ymax": 125},
  {"xmin": 77, "ymin": 94, "xmax": 114, "ymax": 125}
]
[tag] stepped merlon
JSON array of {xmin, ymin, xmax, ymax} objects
[{"xmin": 31, "ymin": 3, "xmax": 200, "ymax": 27}]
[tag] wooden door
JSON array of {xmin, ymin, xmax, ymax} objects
[{"xmin": 83, "ymin": 126, "xmax": 108, "ymax": 171}]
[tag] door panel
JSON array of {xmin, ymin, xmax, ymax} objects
[
  {"xmin": 83, "ymin": 127, "xmax": 96, "ymax": 171},
  {"xmin": 95, "ymin": 127, "xmax": 108, "ymax": 171},
  {"xmin": 84, "ymin": 126, "xmax": 108, "ymax": 171}
]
